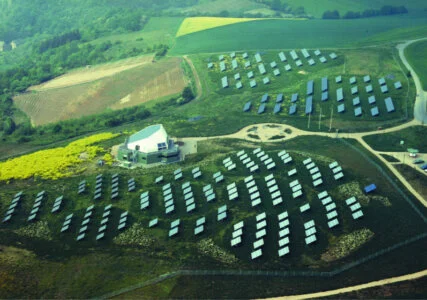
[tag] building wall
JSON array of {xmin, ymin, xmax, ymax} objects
[{"xmin": 118, "ymin": 145, "xmax": 180, "ymax": 165}]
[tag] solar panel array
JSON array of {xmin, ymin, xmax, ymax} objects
[
  {"xmin": 28, "ymin": 190, "xmax": 45, "ymax": 222},
  {"xmin": 94, "ymin": 174, "xmax": 102, "ymax": 200},
  {"xmin": 76, "ymin": 205, "xmax": 95, "ymax": 241},
  {"xmin": 2, "ymin": 191, "xmax": 23, "ymax": 223}
]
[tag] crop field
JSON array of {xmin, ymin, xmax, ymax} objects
[
  {"xmin": 171, "ymin": 15, "xmax": 427, "ymax": 55},
  {"xmin": 179, "ymin": 47, "xmax": 411, "ymax": 133},
  {"xmin": 14, "ymin": 57, "xmax": 188, "ymax": 126},
  {"xmin": 285, "ymin": 0, "xmax": 427, "ymax": 18},
  {"xmin": 0, "ymin": 136, "xmax": 426, "ymax": 298},
  {"xmin": 176, "ymin": 17, "xmax": 261, "ymax": 37},
  {"xmin": 29, "ymin": 55, "xmax": 155, "ymax": 91},
  {"xmin": 363, "ymin": 126, "xmax": 427, "ymax": 152},
  {"xmin": 405, "ymin": 39, "xmax": 427, "ymax": 90}
]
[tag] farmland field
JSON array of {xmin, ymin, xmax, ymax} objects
[
  {"xmin": 14, "ymin": 57, "xmax": 188, "ymax": 126},
  {"xmin": 176, "ymin": 17, "xmax": 263, "ymax": 37},
  {"xmin": 29, "ymin": 55, "xmax": 154, "ymax": 91},
  {"xmin": 171, "ymin": 15, "xmax": 427, "ymax": 55},
  {"xmin": 0, "ymin": 136, "xmax": 426, "ymax": 298},
  {"xmin": 405, "ymin": 39, "xmax": 427, "ymax": 90}
]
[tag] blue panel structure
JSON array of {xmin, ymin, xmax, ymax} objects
[
  {"xmin": 273, "ymin": 103, "xmax": 281, "ymax": 114},
  {"xmin": 337, "ymin": 104, "xmax": 345, "ymax": 113},
  {"xmin": 336, "ymin": 88, "xmax": 344, "ymax": 102},
  {"xmin": 258, "ymin": 103, "xmax": 266, "ymax": 114},
  {"xmin": 352, "ymin": 97, "xmax": 360, "ymax": 106},
  {"xmin": 307, "ymin": 80, "xmax": 314, "ymax": 95},
  {"xmin": 364, "ymin": 184, "xmax": 376, "ymax": 193},
  {"xmin": 321, "ymin": 91, "xmax": 328, "ymax": 101},
  {"xmin": 354, "ymin": 107, "xmax": 362, "ymax": 117},
  {"xmin": 368, "ymin": 95, "xmax": 376, "ymax": 104},
  {"xmin": 261, "ymin": 93, "xmax": 269, "ymax": 103},
  {"xmin": 243, "ymin": 101, "xmax": 252, "ymax": 112},
  {"xmin": 305, "ymin": 96, "xmax": 313, "ymax": 114},
  {"xmin": 291, "ymin": 93, "xmax": 298, "ymax": 103},
  {"xmin": 276, "ymin": 93, "xmax": 284, "ymax": 103},
  {"xmin": 321, "ymin": 77, "xmax": 328, "ymax": 92},
  {"xmin": 371, "ymin": 106, "xmax": 379, "ymax": 116},
  {"xmin": 289, "ymin": 104, "xmax": 297, "ymax": 115},
  {"xmin": 384, "ymin": 97, "xmax": 395, "ymax": 112},
  {"xmin": 394, "ymin": 81, "xmax": 402, "ymax": 89}
]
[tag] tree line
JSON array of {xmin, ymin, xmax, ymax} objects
[{"xmin": 322, "ymin": 5, "xmax": 408, "ymax": 20}]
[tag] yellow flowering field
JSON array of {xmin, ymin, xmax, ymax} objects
[
  {"xmin": 0, "ymin": 133, "xmax": 119, "ymax": 181},
  {"xmin": 176, "ymin": 17, "xmax": 261, "ymax": 37}
]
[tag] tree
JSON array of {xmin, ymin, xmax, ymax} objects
[
  {"xmin": 271, "ymin": 0, "xmax": 282, "ymax": 11},
  {"xmin": 182, "ymin": 86, "xmax": 195, "ymax": 103},
  {"xmin": 322, "ymin": 10, "xmax": 340, "ymax": 19}
]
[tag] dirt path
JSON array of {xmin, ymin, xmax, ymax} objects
[
  {"xmin": 264, "ymin": 269, "xmax": 427, "ymax": 300},
  {"xmin": 183, "ymin": 55, "xmax": 203, "ymax": 100}
]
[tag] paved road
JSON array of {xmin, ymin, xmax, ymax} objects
[{"xmin": 397, "ymin": 38, "xmax": 427, "ymax": 123}]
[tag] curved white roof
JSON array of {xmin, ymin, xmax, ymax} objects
[{"xmin": 127, "ymin": 124, "xmax": 168, "ymax": 153}]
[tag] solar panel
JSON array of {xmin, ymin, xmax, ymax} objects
[
  {"xmin": 270, "ymin": 61, "xmax": 277, "ymax": 68},
  {"xmin": 258, "ymin": 103, "xmax": 266, "ymax": 114},
  {"xmin": 221, "ymin": 76, "xmax": 228, "ymax": 88},
  {"xmin": 300, "ymin": 203, "xmax": 310, "ymax": 213},
  {"xmin": 378, "ymin": 77, "xmax": 386, "ymax": 85},
  {"xmin": 287, "ymin": 168, "xmax": 297, "ymax": 176},
  {"xmin": 285, "ymin": 64, "xmax": 292, "ymax": 71},
  {"xmin": 328, "ymin": 218, "xmax": 339, "ymax": 228},
  {"xmin": 243, "ymin": 52, "xmax": 248, "ymax": 59},
  {"xmin": 250, "ymin": 80, "xmax": 256, "ymax": 88},
  {"xmin": 368, "ymin": 95, "xmax": 376, "ymax": 104},
  {"xmin": 290, "ymin": 50, "xmax": 298, "ymax": 60},
  {"xmin": 219, "ymin": 61, "xmax": 226, "ymax": 72},
  {"xmin": 365, "ymin": 85, "xmax": 373, "ymax": 93},
  {"xmin": 305, "ymin": 234, "xmax": 317, "ymax": 245},
  {"xmin": 244, "ymin": 61, "xmax": 251, "ymax": 68},
  {"xmin": 278, "ymin": 238, "xmax": 290, "ymax": 247},
  {"xmin": 304, "ymin": 220, "xmax": 315, "ymax": 230},
  {"xmin": 335, "ymin": 75, "xmax": 342, "ymax": 83},
  {"xmin": 353, "ymin": 97, "xmax": 360, "ymax": 106},
  {"xmin": 334, "ymin": 172, "xmax": 344, "ymax": 180},
  {"xmin": 381, "ymin": 85, "xmax": 388, "ymax": 93},
  {"xmin": 231, "ymin": 236, "xmax": 242, "ymax": 247},
  {"xmin": 236, "ymin": 81, "xmax": 243, "ymax": 89},
  {"xmin": 255, "ymin": 53, "xmax": 262, "ymax": 63},
  {"xmin": 291, "ymin": 93, "xmax": 298, "ymax": 103},
  {"xmin": 329, "ymin": 52, "xmax": 337, "ymax": 59},
  {"xmin": 207, "ymin": 62, "xmax": 213, "ymax": 69},
  {"xmin": 349, "ymin": 76, "xmax": 357, "ymax": 84},
  {"xmin": 352, "ymin": 210, "xmax": 364, "ymax": 219},
  {"xmin": 301, "ymin": 48, "xmax": 310, "ymax": 58},
  {"xmin": 276, "ymin": 94, "xmax": 283, "ymax": 103},
  {"xmin": 363, "ymin": 75, "xmax": 371, "ymax": 83},
  {"xmin": 219, "ymin": 55, "xmax": 224, "ymax": 61},
  {"xmin": 273, "ymin": 69, "xmax": 280, "ymax": 76},
  {"xmin": 307, "ymin": 80, "xmax": 314, "ymax": 95},
  {"xmin": 263, "ymin": 77, "xmax": 270, "ymax": 84},
  {"xmin": 253, "ymin": 238, "xmax": 264, "ymax": 249},
  {"xmin": 251, "ymin": 249, "xmax": 262, "ymax": 259},
  {"xmin": 336, "ymin": 88, "xmax": 344, "ymax": 102},
  {"xmin": 274, "ymin": 103, "xmax": 281, "ymax": 114},
  {"xmin": 305, "ymin": 96, "xmax": 313, "ymax": 114},
  {"xmin": 371, "ymin": 106, "xmax": 379, "ymax": 116},
  {"xmin": 279, "ymin": 52, "xmax": 287, "ymax": 62},
  {"xmin": 321, "ymin": 91, "xmax": 328, "ymax": 101},
  {"xmin": 258, "ymin": 64, "xmax": 266, "ymax": 75},
  {"xmin": 394, "ymin": 81, "xmax": 402, "ymax": 89},
  {"xmin": 327, "ymin": 210, "xmax": 338, "ymax": 220},
  {"xmin": 194, "ymin": 225, "xmax": 204, "ymax": 235},
  {"xmin": 321, "ymin": 77, "xmax": 328, "ymax": 92},
  {"xmin": 319, "ymin": 56, "xmax": 327, "ymax": 63},
  {"xmin": 354, "ymin": 107, "xmax": 362, "ymax": 117},
  {"xmin": 288, "ymin": 103, "xmax": 297, "ymax": 115},
  {"xmin": 296, "ymin": 60, "xmax": 303, "ymax": 67},
  {"xmin": 313, "ymin": 178, "xmax": 323, "ymax": 187},
  {"xmin": 308, "ymin": 59, "xmax": 315, "ymax": 66},
  {"xmin": 351, "ymin": 86, "xmax": 358, "ymax": 95},
  {"xmin": 314, "ymin": 49, "xmax": 321, "ymax": 56},
  {"xmin": 232, "ymin": 59, "xmax": 238, "ymax": 69}
]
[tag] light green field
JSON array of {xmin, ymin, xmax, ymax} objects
[
  {"xmin": 285, "ymin": 0, "xmax": 427, "ymax": 18},
  {"xmin": 171, "ymin": 15, "xmax": 427, "ymax": 55},
  {"xmin": 405, "ymin": 39, "xmax": 427, "ymax": 90}
]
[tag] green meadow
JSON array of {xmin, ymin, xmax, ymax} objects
[
  {"xmin": 405, "ymin": 39, "xmax": 427, "ymax": 90},
  {"xmin": 171, "ymin": 15, "xmax": 427, "ymax": 55},
  {"xmin": 363, "ymin": 126, "xmax": 427, "ymax": 152}
]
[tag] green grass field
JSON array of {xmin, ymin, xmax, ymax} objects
[
  {"xmin": 405, "ymin": 39, "xmax": 427, "ymax": 91},
  {"xmin": 170, "ymin": 15, "xmax": 427, "ymax": 55},
  {"xmin": 0, "ymin": 136, "xmax": 426, "ymax": 298},
  {"xmin": 395, "ymin": 164, "xmax": 427, "ymax": 200},
  {"xmin": 363, "ymin": 126, "xmax": 427, "ymax": 152},
  {"xmin": 167, "ymin": 0, "xmax": 267, "ymax": 15}
]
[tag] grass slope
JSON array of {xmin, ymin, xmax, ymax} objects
[
  {"xmin": 168, "ymin": 0, "xmax": 267, "ymax": 15},
  {"xmin": 363, "ymin": 126, "xmax": 427, "ymax": 152},
  {"xmin": 171, "ymin": 16, "xmax": 427, "ymax": 55},
  {"xmin": 405, "ymin": 39, "xmax": 427, "ymax": 91}
]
